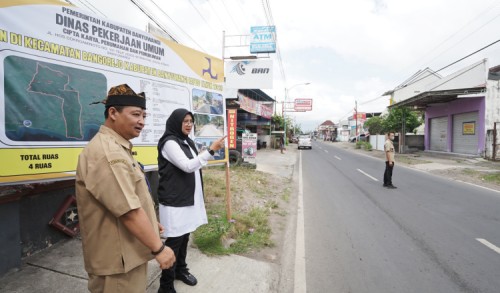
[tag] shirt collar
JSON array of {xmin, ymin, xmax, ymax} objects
[{"xmin": 99, "ymin": 125, "xmax": 133, "ymax": 151}]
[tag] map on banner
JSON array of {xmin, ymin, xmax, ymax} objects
[{"xmin": 5, "ymin": 56, "xmax": 106, "ymax": 142}]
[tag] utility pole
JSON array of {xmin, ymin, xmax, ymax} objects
[
  {"xmin": 355, "ymin": 100, "xmax": 358, "ymax": 142},
  {"xmin": 401, "ymin": 109, "xmax": 406, "ymax": 154}
]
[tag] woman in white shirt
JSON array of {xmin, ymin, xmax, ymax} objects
[{"xmin": 156, "ymin": 108, "xmax": 225, "ymax": 293}]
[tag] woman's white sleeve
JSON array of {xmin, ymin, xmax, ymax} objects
[{"xmin": 161, "ymin": 140, "xmax": 212, "ymax": 173}]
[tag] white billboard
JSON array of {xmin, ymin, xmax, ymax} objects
[{"xmin": 225, "ymin": 59, "xmax": 273, "ymax": 89}]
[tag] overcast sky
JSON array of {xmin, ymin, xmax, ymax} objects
[{"xmin": 74, "ymin": 0, "xmax": 500, "ymax": 131}]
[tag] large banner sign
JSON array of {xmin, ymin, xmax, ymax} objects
[
  {"xmin": 0, "ymin": 1, "xmax": 225, "ymax": 184},
  {"xmin": 237, "ymin": 92, "xmax": 272, "ymax": 119}
]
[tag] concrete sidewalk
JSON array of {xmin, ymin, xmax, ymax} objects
[
  {"xmin": 0, "ymin": 147, "xmax": 299, "ymax": 293},
  {"xmin": 256, "ymin": 145, "xmax": 298, "ymax": 178}
]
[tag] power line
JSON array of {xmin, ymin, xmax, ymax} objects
[
  {"xmin": 261, "ymin": 0, "xmax": 272, "ymax": 27},
  {"xmin": 338, "ymin": 107, "xmax": 356, "ymax": 121},
  {"xmin": 261, "ymin": 0, "xmax": 285, "ymax": 84},
  {"xmin": 403, "ymin": 38, "xmax": 500, "ymax": 89},
  {"xmin": 219, "ymin": 0, "xmax": 243, "ymax": 34},
  {"xmin": 128, "ymin": 0, "xmax": 178, "ymax": 42},
  {"xmin": 233, "ymin": 0, "xmax": 252, "ymax": 30},
  {"xmin": 206, "ymin": 0, "xmax": 227, "ymax": 30},
  {"xmin": 80, "ymin": 0, "xmax": 106, "ymax": 17},
  {"xmin": 148, "ymin": 0, "xmax": 207, "ymax": 52},
  {"xmin": 402, "ymin": 1, "xmax": 500, "ymax": 75},
  {"xmin": 188, "ymin": 0, "xmax": 221, "ymax": 41},
  {"xmin": 422, "ymin": 11, "xmax": 500, "ymax": 70},
  {"xmin": 70, "ymin": 0, "xmax": 99, "ymax": 15},
  {"xmin": 359, "ymin": 95, "xmax": 386, "ymax": 106}
]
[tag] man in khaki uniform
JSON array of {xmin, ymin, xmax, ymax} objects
[
  {"xmin": 76, "ymin": 84, "xmax": 175, "ymax": 293},
  {"xmin": 383, "ymin": 131, "xmax": 397, "ymax": 189}
]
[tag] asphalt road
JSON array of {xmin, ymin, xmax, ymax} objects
[{"xmin": 300, "ymin": 141, "xmax": 500, "ymax": 293}]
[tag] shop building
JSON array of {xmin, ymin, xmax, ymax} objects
[
  {"xmin": 388, "ymin": 59, "xmax": 500, "ymax": 157},
  {"xmin": 226, "ymin": 89, "xmax": 275, "ymax": 150},
  {"xmin": 317, "ymin": 120, "xmax": 337, "ymax": 141}
]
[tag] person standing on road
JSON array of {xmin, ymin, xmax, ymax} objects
[
  {"xmin": 280, "ymin": 135, "xmax": 285, "ymax": 154},
  {"xmin": 76, "ymin": 84, "xmax": 175, "ymax": 293},
  {"xmin": 157, "ymin": 108, "xmax": 225, "ymax": 293},
  {"xmin": 383, "ymin": 131, "xmax": 397, "ymax": 189}
]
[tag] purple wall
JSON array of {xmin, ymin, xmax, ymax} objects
[{"xmin": 424, "ymin": 97, "xmax": 485, "ymax": 153}]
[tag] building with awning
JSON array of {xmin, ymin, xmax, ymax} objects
[
  {"xmin": 225, "ymin": 88, "xmax": 275, "ymax": 149},
  {"xmin": 387, "ymin": 59, "xmax": 500, "ymax": 157},
  {"xmin": 317, "ymin": 120, "xmax": 337, "ymax": 141}
]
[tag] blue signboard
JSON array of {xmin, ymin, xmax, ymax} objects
[{"xmin": 250, "ymin": 26, "xmax": 276, "ymax": 54}]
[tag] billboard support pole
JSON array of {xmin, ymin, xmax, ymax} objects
[
  {"xmin": 225, "ymin": 160, "xmax": 232, "ymax": 221},
  {"xmin": 222, "ymin": 30, "xmax": 232, "ymax": 221}
]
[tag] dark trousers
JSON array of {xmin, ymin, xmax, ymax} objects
[
  {"xmin": 384, "ymin": 161, "xmax": 394, "ymax": 185},
  {"xmin": 159, "ymin": 233, "xmax": 190, "ymax": 286}
]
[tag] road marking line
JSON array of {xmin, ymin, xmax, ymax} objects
[
  {"xmin": 334, "ymin": 155, "xmax": 341, "ymax": 160},
  {"xmin": 476, "ymin": 238, "xmax": 500, "ymax": 254},
  {"xmin": 324, "ymin": 150, "xmax": 328, "ymax": 153},
  {"xmin": 357, "ymin": 169, "xmax": 379, "ymax": 181},
  {"xmin": 294, "ymin": 151, "xmax": 307, "ymax": 293},
  {"xmin": 455, "ymin": 180, "xmax": 500, "ymax": 194}
]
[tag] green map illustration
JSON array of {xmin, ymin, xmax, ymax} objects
[{"xmin": 4, "ymin": 56, "xmax": 106, "ymax": 142}]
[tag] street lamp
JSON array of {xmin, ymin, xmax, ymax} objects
[{"xmin": 284, "ymin": 82, "xmax": 310, "ymax": 143}]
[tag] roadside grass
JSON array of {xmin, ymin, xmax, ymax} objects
[
  {"xmin": 462, "ymin": 168, "xmax": 477, "ymax": 176},
  {"xmin": 282, "ymin": 184, "xmax": 291, "ymax": 202},
  {"xmin": 355, "ymin": 141, "xmax": 372, "ymax": 151},
  {"xmin": 397, "ymin": 156, "xmax": 431, "ymax": 165},
  {"xmin": 461, "ymin": 168, "xmax": 500, "ymax": 185},
  {"xmin": 193, "ymin": 166, "xmax": 286, "ymax": 255},
  {"xmin": 482, "ymin": 172, "xmax": 500, "ymax": 184}
]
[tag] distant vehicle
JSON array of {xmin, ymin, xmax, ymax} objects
[
  {"xmin": 349, "ymin": 133, "xmax": 369, "ymax": 143},
  {"xmin": 298, "ymin": 135, "xmax": 312, "ymax": 149},
  {"xmin": 291, "ymin": 136, "xmax": 299, "ymax": 143}
]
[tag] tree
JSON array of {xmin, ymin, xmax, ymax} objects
[
  {"xmin": 364, "ymin": 116, "xmax": 384, "ymax": 134},
  {"xmin": 285, "ymin": 116, "xmax": 293, "ymax": 137},
  {"xmin": 271, "ymin": 114, "xmax": 295, "ymax": 138},
  {"xmin": 383, "ymin": 107, "xmax": 422, "ymax": 134},
  {"xmin": 292, "ymin": 123, "xmax": 302, "ymax": 136},
  {"xmin": 271, "ymin": 114, "xmax": 285, "ymax": 130}
]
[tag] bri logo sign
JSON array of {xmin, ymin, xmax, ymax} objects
[
  {"xmin": 230, "ymin": 61, "xmax": 250, "ymax": 75},
  {"xmin": 230, "ymin": 61, "xmax": 270, "ymax": 76}
]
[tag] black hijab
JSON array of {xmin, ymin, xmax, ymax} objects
[{"xmin": 157, "ymin": 108, "xmax": 198, "ymax": 155}]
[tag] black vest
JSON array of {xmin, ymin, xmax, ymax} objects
[{"xmin": 157, "ymin": 137, "xmax": 201, "ymax": 207}]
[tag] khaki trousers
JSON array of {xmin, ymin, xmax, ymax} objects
[{"xmin": 88, "ymin": 263, "xmax": 148, "ymax": 293}]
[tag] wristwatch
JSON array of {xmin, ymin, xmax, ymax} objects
[{"xmin": 208, "ymin": 149, "xmax": 215, "ymax": 156}]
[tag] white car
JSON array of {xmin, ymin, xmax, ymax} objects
[{"xmin": 298, "ymin": 135, "xmax": 312, "ymax": 149}]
